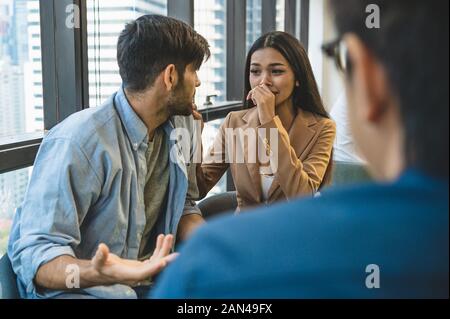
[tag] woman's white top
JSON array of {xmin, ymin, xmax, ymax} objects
[{"xmin": 260, "ymin": 164, "xmax": 275, "ymax": 202}]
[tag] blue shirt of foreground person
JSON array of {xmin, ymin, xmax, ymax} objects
[{"xmin": 152, "ymin": 0, "xmax": 449, "ymax": 298}]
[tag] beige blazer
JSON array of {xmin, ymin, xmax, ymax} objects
[{"xmin": 197, "ymin": 106, "xmax": 336, "ymax": 211}]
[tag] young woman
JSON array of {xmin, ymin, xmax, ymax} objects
[{"xmin": 197, "ymin": 31, "xmax": 336, "ymax": 211}]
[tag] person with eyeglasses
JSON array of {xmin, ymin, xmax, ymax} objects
[
  {"xmin": 196, "ymin": 31, "xmax": 336, "ymax": 211},
  {"xmin": 152, "ymin": 0, "xmax": 448, "ymax": 298}
]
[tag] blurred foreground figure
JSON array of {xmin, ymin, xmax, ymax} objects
[{"xmin": 153, "ymin": 0, "xmax": 448, "ymax": 298}]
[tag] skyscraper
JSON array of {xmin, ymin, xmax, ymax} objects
[
  {"xmin": 26, "ymin": 0, "xmax": 43, "ymax": 133},
  {"xmin": 0, "ymin": 0, "xmax": 37, "ymax": 256},
  {"xmin": 247, "ymin": 0, "xmax": 262, "ymax": 52},
  {"xmin": 247, "ymin": 0, "xmax": 285, "ymax": 52},
  {"xmin": 0, "ymin": 61, "xmax": 28, "ymax": 218},
  {"xmin": 10, "ymin": 0, "xmax": 29, "ymax": 65},
  {"xmin": 194, "ymin": 0, "xmax": 226, "ymax": 108}
]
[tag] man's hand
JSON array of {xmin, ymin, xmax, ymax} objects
[
  {"xmin": 35, "ymin": 234, "xmax": 178, "ymax": 290},
  {"xmin": 192, "ymin": 103, "xmax": 204, "ymax": 132},
  {"xmin": 247, "ymin": 83, "xmax": 276, "ymax": 125},
  {"xmin": 91, "ymin": 234, "xmax": 178, "ymax": 287}
]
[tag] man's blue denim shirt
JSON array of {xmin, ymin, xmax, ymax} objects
[{"xmin": 8, "ymin": 87, "xmax": 202, "ymax": 299}]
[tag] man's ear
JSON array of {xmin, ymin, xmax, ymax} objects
[
  {"xmin": 345, "ymin": 34, "xmax": 390, "ymax": 123},
  {"xmin": 162, "ymin": 64, "xmax": 178, "ymax": 91}
]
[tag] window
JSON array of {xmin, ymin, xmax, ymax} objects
[
  {"xmin": 0, "ymin": 167, "xmax": 32, "ymax": 257},
  {"xmin": 194, "ymin": 0, "xmax": 227, "ymax": 109},
  {"xmin": 194, "ymin": 0, "xmax": 229, "ymax": 194},
  {"xmin": 247, "ymin": 0, "xmax": 286, "ymax": 52},
  {"xmin": 87, "ymin": 0, "xmax": 168, "ymax": 108},
  {"xmin": 0, "ymin": 0, "xmax": 43, "ymax": 139},
  {"xmin": 0, "ymin": 0, "xmax": 42, "ymax": 257},
  {"xmin": 201, "ymin": 118, "xmax": 227, "ymax": 196},
  {"xmin": 246, "ymin": 0, "xmax": 262, "ymax": 52},
  {"xmin": 276, "ymin": 0, "xmax": 285, "ymax": 32}
]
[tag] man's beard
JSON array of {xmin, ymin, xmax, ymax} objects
[{"xmin": 166, "ymin": 81, "xmax": 193, "ymax": 117}]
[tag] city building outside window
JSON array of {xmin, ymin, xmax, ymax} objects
[
  {"xmin": 276, "ymin": 0, "xmax": 285, "ymax": 32},
  {"xmin": 246, "ymin": 0, "xmax": 262, "ymax": 52},
  {"xmin": 0, "ymin": 0, "xmax": 42, "ymax": 257},
  {"xmin": 246, "ymin": 0, "xmax": 285, "ymax": 53},
  {"xmin": 194, "ymin": 0, "xmax": 226, "ymax": 109},
  {"xmin": 194, "ymin": 0, "xmax": 229, "ymax": 195}
]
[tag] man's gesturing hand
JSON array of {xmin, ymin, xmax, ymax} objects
[{"xmin": 91, "ymin": 234, "xmax": 178, "ymax": 287}]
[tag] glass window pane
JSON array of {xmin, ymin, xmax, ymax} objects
[
  {"xmin": 247, "ymin": 0, "xmax": 286, "ymax": 52},
  {"xmin": 0, "ymin": 167, "xmax": 32, "ymax": 257},
  {"xmin": 202, "ymin": 118, "xmax": 226, "ymax": 196},
  {"xmin": 0, "ymin": 0, "xmax": 43, "ymax": 139},
  {"xmin": 246, "ymin": 0, "xmax": 262, "ymax": 53},
  {"xmin": 87, "ymin": 0, "xmax": 168, "ymax": 107},
  {"xmin": 194, "ymin": 0, "xmax": 227, "ymax": 109},
  {"xmin": 276, "ymin": 0, "xmax": 285, "ymax": 32}
]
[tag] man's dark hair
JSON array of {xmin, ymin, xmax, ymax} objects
[
  {"xmin": 117, "ymin": 15, "xmax": 210, "ymax": 93},
  {"xmin": 330, "ymin": 0, "xmax": 449, "ymax": 178}
]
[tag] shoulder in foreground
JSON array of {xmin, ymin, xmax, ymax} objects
[
  {"xmin": 176, "ymin": 175, "xmax": 448, "ymax": 275},
  {"xmin": 189, "ymin": 171, "xmax": 444, "ymax": 244}
]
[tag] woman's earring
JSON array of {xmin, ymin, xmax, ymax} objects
[{"xmin": 295, "ymin": 81, "xmax": 300, "ymax": 87}]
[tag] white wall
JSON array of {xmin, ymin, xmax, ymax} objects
[
  {"xmin": 308, "ymin": 0, "xmax": 344, "ymax": 111},
  {"xmin": 307, "ymin": 0, "xmax": 324, "ymax": 95}
]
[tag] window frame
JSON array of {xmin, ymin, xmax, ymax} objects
[
  {"xmin": 41, "ymin": 0, "xmax": 90, "ymax": 129},
  {"xmin": 225, "ymin": 0, "xmax": 246, "ymax": 101},
  {"xmin": 262, "ymin": 0, "xmax": 276, "ymax": 34},
  {"xmin": 298, "ymin": 0, "xmax": 309, "ymax": 51},
  {"xmin": 0, "ymin": 133, "xmax": 43, "ymax": 174}
]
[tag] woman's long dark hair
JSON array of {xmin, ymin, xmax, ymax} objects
[
  {"xmin": 243, "ymin": 31, "xmax": 329, "ymax": 119},
  {"xmin": 244, "ymin": 31, "xmax": 333, "ymax": 188}
]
